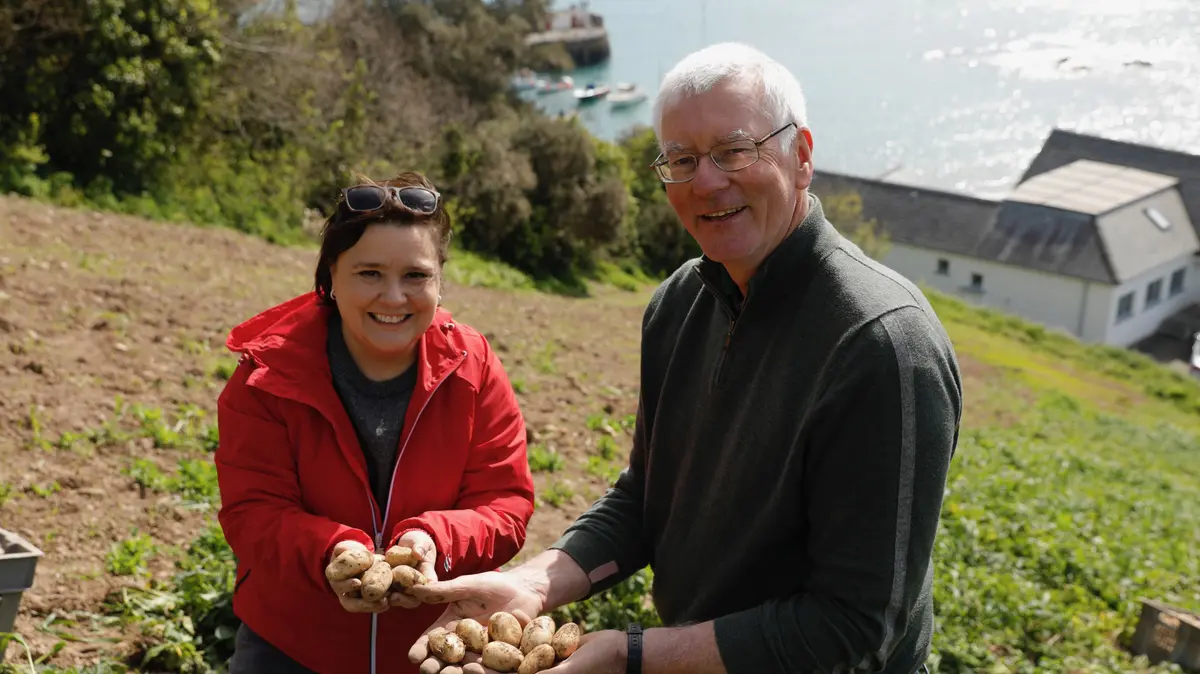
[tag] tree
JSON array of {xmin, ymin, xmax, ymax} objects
[
  {"xmin": 0, "ymin": 0, "xmax": 223, "ymax": 193},
  {"xmin": 821, "ymin": 190, "xmax": 891, "ymax": 261}
]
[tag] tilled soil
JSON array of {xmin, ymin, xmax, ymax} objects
[{"xmin": 0, "ymin": 196, "xmax": 646, "ymax": 667}]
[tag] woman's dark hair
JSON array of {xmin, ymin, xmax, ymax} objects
[{"xmin": 314, "ymin": 171, "xmax": 453, "ymax": 305}]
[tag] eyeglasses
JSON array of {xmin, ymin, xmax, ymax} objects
[
  {"xmin": 650, "ymin": 122, "xmax": 797, "ymax": 184},
  {"xmin": 340, "ymin": 184, "xmax": 440, "ymax": 215}
]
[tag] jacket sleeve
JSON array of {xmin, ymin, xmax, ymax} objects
[
  {"xmin": 215, "ymin": 357, "xmax": 374, "ymax": 593},
  {"xmin": 713, "ymin": 307, "xmax": 962, "ymax": 674},
  {"xmin": 389, "ymin": 346, "xmax": 535, "ymax": 579}
]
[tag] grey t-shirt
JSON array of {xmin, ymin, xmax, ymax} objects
[{"xmin": 326, "ymin": 312, "xmax": 418, "ymax": 510}]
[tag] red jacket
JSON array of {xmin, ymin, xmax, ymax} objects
[{"xmin": 214, "ymin": 292, "xmax": 535, "ymax": 674}]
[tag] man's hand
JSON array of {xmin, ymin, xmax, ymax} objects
[
  {"xmin": 406, "ymin": 571, "xmax": 544, "ymax": 664},
  {"xmin": 390, "ymin": 529, "xmax": 439, "ymax": 609},
  {"xmin": 325, "ymin": 540, "xmax": 389, "ymax": 614},
  {"xmin": 540, "ymin": 630, "xmax": 625, "ymax": 674}
]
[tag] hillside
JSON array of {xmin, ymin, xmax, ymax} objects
[{"xmin": 2, "ymin": 194, "xmax": 1200, "ymax": 673}]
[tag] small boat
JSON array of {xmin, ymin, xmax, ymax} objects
[
  {"xmin": 510, "ymin": 68, "xmax": 539, "ymax": 91},
  {"xmin": 608, "ymin": 82, "xmax": 647, "ymax": 108},
  {"xmin": 574, "ymin": 83, "xmax": 610, "ymax": 102},
  {"xmin": 536, "ymin": 76, "xmax": 574, "ymax": 95}
]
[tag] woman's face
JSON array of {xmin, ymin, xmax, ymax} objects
[{"xmin": 329, "ymin": 222, "xmax": 442, "ymax": 377}]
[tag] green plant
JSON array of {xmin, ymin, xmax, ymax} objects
[
  {"xmin": 527, "ymin": 445, "xmax": 565, "ymax": 473},
  {"xmin": 106, "ymin": 532, "xmax": 159, "ymax": 577},
  {"xmin": 28, "ymin": 481, "xmax": 60, "ymax": 498},
  {"xmin": 540, "ymin": 481, "xmax": 574, "ymax": 508},
  {"xmin": 550, "ymin": 569, "xmax": 661, "ymax": 632}
]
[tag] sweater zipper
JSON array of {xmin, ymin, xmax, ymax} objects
[
  {"xmin": 699, "ymin": 274, "xmax": 746, "ymax": 389},
  {"xmin": 367, "ymin": 350, "xmax": 466, "ymax": 674},
  {"xmin": 714, "ymin": 316, "xmax": 738, "ymax": 388}
]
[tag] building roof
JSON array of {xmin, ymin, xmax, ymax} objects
[
  {"xmin": 814, "ymin": 163, "xmax": 1198, "ymax": 286},
  {"xmin": 971, "ymin": 201, "xmax": 1113, "ymax": 283},
  {"xmin": 1021, "ymin": 128, "xmax": 1200, "ymax": 235},
  {"xmin": 1007, "ymin": 159, "xmax": 1179, "ymax": 215},
  {"xmin": 810, "ymin": 171, "xmax": 999, "ymax": 257}
]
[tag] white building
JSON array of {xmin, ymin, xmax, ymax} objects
[{"xmin": 813, "ymin": 130, "xmax": 1200, "ymax": 349}]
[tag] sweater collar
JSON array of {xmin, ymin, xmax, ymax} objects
[{"xmin": 695, "ymin": 193, "xmax": 842, "ymax": 315}]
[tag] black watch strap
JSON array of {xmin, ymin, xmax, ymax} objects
[{"xmin": 627, "ymin": 623, "xmax": 643, "ymax": 674}]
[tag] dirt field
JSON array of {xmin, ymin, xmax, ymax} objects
[{"xmin": 0, "ymin": 195, "xmax": 649, "ymax": 667}]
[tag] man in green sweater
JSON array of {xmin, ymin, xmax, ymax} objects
[{"xmin": 407, "ymin": 42, "xmax": 962, "ymax": 674}]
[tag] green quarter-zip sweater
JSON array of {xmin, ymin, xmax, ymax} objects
[{"xmin": 551, "ymin": 195, "xmax": 962, "ymax": 673}]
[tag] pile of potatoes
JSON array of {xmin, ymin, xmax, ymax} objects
[
  {"xmin": 324, "ymin": 544, "xmax": 431, "ymax": 600},
  {"xmin": 420, "ymin": 612, "xmax": 582, "ymax": 674}
]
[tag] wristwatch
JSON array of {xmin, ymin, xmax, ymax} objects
[{"xmin": 626, "ymin": 623, "xmax": 643, "ymax": 674}]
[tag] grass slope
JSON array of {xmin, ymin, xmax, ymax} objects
[{"xmin": 1, "ymin": 197, "xmax": 1199, "ymax": 673}]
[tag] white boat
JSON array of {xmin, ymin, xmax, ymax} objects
[
  {"xmin": 574, "ymin": 83, "xmax": 610, "ymax": 102},
  {"xmin": 608, "ymin": 82, "xmax": 647, "ymax": 108}
]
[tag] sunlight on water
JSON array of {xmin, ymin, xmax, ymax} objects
[{"xmin": 546, "ymin": 0, "xmax": 1200, "ymax": 198}]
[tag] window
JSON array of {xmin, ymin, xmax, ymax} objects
[
  {"xmin": 1116, "ymin": 292, "xmax": 1135, "ymax": 322},
  {"xmin": 936, "ymin": 259, "xmax": 949, "ymax": 275},
  {"xmin": 1170, "ymin": 267, "xmax": 1186, "ymax": 297},
  {"xmin": 1147, "ymin": 279, "xmax": 1163, "ymax": 308},
  {"xmin": 970, "ymin": 273, "xmax": 984, "ymax": 290},
  {"xmin": 1144, "ymin": 207, "xmax": 1172, "ymax": 231}
]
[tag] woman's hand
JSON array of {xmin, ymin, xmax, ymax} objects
[
  {"xmin": 390, "ymin": 529, "xmax": 439, "ymax": 609},
  {"xmin": 325, "ymin": 540, "xmax": 389, "ymax": 614}
]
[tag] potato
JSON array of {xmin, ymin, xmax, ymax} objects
[
  {"xmin": 419, "ymin": 657, "xmax": 443, "ymax": 674},
  {"xmin": 488, "ymin": 611, "xmax": 523, "ymax": 647},
  {"xmin": 519, "ymin": 619, "xmax": 554, "ymax": 655},
  {"xmin": 463, "ymin": 665, "xmax": 486, "ymax": 674},
  {"xmin": 442, "ymin": 667, "xmax": 463, "ymax": 674},
  {"xmin": 456, "ymin": 618, "xmax": 489, "ymax": 652},
  {"xmin": 386, "ymin": 545, "xmax": 423, "ymax": 568},
  {"xmin": 325, "ymin": 547, "xmax": 373, "ymax": 581},
  {"xmin": 375, "ymin": 553, "xmax": 387, "ymax": 564},
  {"xmin": 359, "ymin": 559, "xmax": 394, "ymax": 601},
  {"xmin": 431, "ymin": 632, "xmax": 467, "ymax": 664},
  {"xmin": 551, "ymin": 622, "xmax": 581, "ymax": 659},
  {"xmin": 392, "ymin": 564, "xmax": 429, "ymax": 589},
  {"xmin": 481, "ymin": 641, "xmax": 524, "ymax": 673},
  {"xmin": 427, "ymin": 628, "xmax": 450, "ymax": 656},
  {"xmin": 518, "ymin": 644, "xmax": 556, "ymax": 674}
]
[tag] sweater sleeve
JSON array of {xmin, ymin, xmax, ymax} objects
[
  {"xmin": 389, "ymin": 345, "xmax": 536, "ymax": 579},
  {"xmin": 713, "ymin": 307, "xmax": 962, "ymax": 673},
  {"xmin": 215, "ymin": 358, "xmax": 374, "ymax": 593}
]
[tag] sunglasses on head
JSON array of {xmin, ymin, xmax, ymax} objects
[{"xmin": 340, "ymin": 184, "xmax": 440, "ymax": 215}]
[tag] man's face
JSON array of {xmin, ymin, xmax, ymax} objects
[{"xmin": 659, "ymin": 77, "xmax": 814, "ymax": 283}]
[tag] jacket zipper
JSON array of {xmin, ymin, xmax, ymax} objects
[{"xmin": 366, "ymin": 350, "xmax": 466, "ymax": 674}]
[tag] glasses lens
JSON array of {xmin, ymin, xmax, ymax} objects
[
  {"xmin": 345, "ymin": 185, "xmax": 386, "ymax": 212},
  {"xmin": 658, "ymin": 155, "xmax": 696, "ymax": 183},
  {"xmin": 712, "ymin": 143, "xmax": 758, "ymax": 171},
  {"xmin": 396, "ymin": 187, "xmax": 438, "ymax": 213}
]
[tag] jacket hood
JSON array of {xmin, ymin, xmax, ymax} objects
[{"xmin": 225, "ymin": 291, "xmax": 468, "ymax": 399}]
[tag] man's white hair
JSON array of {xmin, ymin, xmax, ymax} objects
[{"xmin": 652, "ymin": 42, "xmax": 808, "ymax": 152}]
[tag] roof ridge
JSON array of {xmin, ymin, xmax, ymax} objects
[
  {"xmin": 816, "ymin": 170, "xmax": 1001, "ymax": 207},
  {"xmin": 1047, "ymin": 128, "xmax": 1200, "ymax": 163}
]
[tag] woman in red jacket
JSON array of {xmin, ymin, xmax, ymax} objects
[{"xmin": 214, "ymin": 171, "xmax": 535, "ymax": 674}]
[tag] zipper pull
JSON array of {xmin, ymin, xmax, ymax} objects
[{"xmin": 724, "ymin": 322, "xmax": 735, "ymax": 349}]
